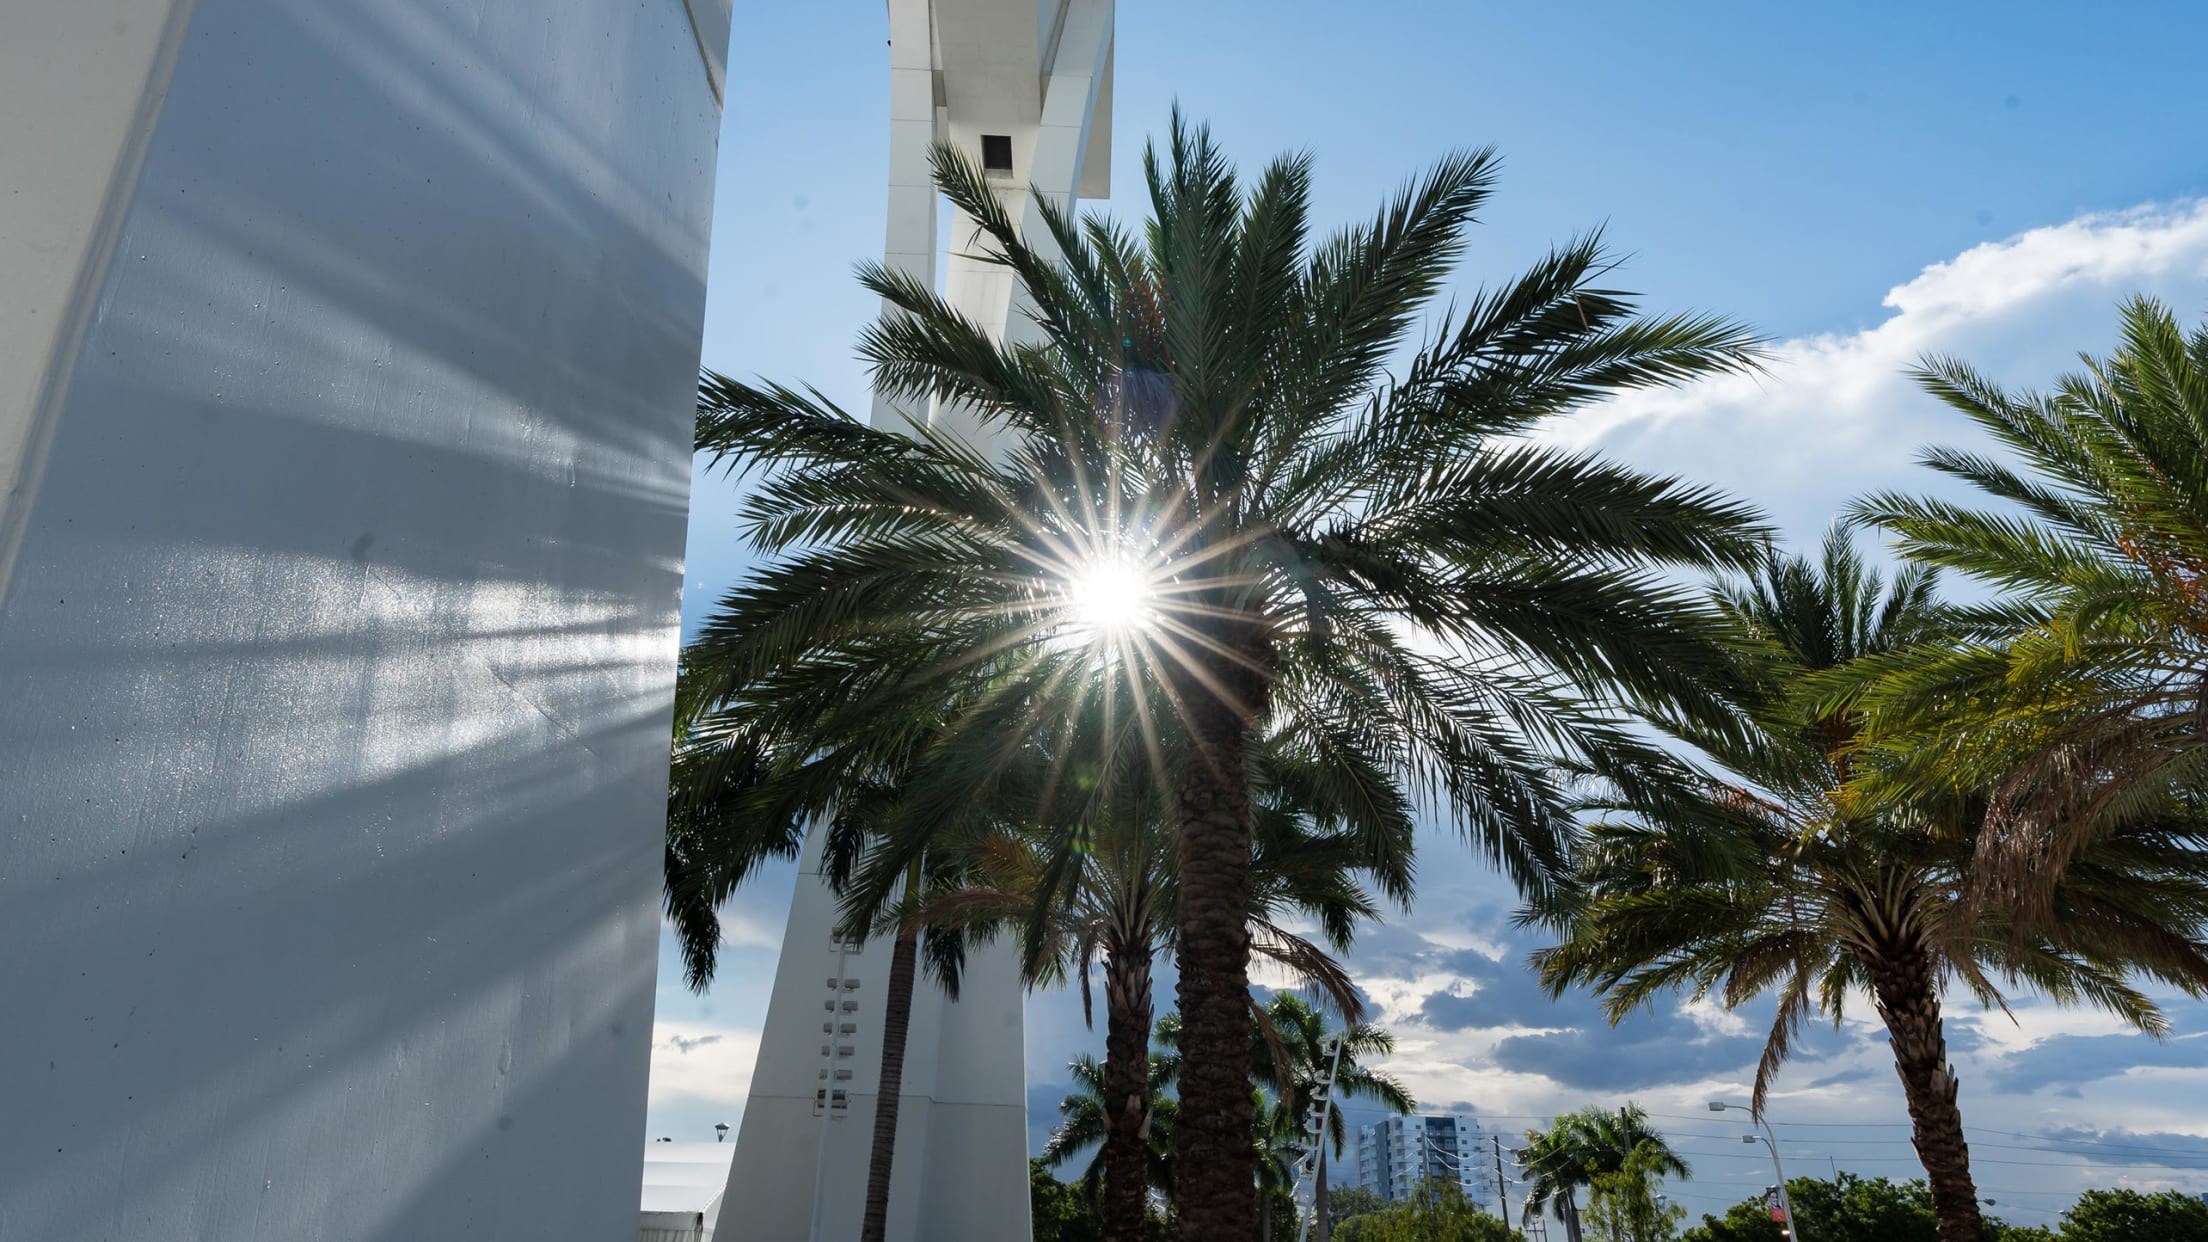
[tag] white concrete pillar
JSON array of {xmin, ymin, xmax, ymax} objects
[{"xmin": 0, "ymin": 3, "xmax": 728, "ymax": 1238}]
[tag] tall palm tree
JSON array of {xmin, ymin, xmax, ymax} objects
[
  {"xmin": 681, "ymin": 113, "xmax": 1767, "ymax": 1239},
  {"xmin": 909, "ymin": 732, "xmax": 1413, "ymax": 1242},
  {"xmin": 1250, "ymin": 994, "xmax": 1413, "ymax": 1242},
  {"xmin": 1043, "ymin": 1048, "xmax": 1182, "ymax": 1222},
  {"xmin": 672, "ymin": 685, "xmax": 1401, "ymax": 1242},
  {"xmin": 1530, "ymin": 533, "xmax": 2208, "ymax": 1242},
  {"xmin": 1517, "ymin": 1123, "xmax": 1586, "ymax": 1242},
  {"xmin": 1518, "ymin": 1105, "xmax": 1689, "ymax": 1242},
  {"xmin": 663, "ymin": 714, "xmax": 981, "ymax": 1242},
  {"xmin": 1849, "ymin": 297, "xmax": 2208, "ymax": 918},
  {"xmin": 1255, "ymin": 1097, "xmax": 1304, "ymax": 1242}
]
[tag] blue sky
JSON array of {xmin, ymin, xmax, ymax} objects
[{"xmin": 657, "ymin": 3, "xmax": 2208, "ymax": 1227}]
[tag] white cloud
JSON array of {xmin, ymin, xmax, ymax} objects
[
  {"xmin": 1550, "ymin": 199, "xmax": 2208, "ymax": 544},
  {"xmin": 648, "ymin": 1019, "xmax": 762, "ymax": 1107}
]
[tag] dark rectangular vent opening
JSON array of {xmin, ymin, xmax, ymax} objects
[{"xmin": 981, "ymin": 134, "xmax": 1014, "ymax": 174}]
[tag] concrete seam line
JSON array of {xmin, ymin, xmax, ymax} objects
[
  {"xmin": 0, "ymin": 0, "xmax": 201, "ymax": 609},
  {"xmin": 680, "ymin": 0, "xmax": 727, "ymax": 108}
]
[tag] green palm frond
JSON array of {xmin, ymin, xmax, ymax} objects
[{"xmin": 1534, "ymin": 525, "xmax": 2208, "ymax": 1128}]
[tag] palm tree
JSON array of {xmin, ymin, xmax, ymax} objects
[
  {"xmin": 1530, "ymin": 533, "xmax": 2208, "ymax": 1242},
  {"xmin": 1043, "ymin": 1048, "xmax": 1182, "ymax": 1221},
  {"xmin": 1518, "ymin": 1105, "xmax": 1689, "ymax": 1242},
  {"xmin": 1255, "ymin": 1097, "xmax": 1304, "ymax": 1242},
  {"xmin": 1518, "ymin": 1123, "xmax": 1586, "ymax": 1242},
  {"xmin": 910, "ymin": 733, "xmax": 1412, "ymax": 1242},
  {"xmin": 1584, "ymin": 1140, "xmax": 1688, "ymax": 1242},
  {"xmin": 672, "ymin": 686, "xmax": 1401, "ymax": 1242},
  {"xmin": 1849, "ymin": 297, "xmax": 2208, "ymax": 919},
  {"xmin": 681, "ymin": 113, "xmax": 1766, "ymax": 1239},
  {"xmin": 1250, "ymin": 994, "xmax": 1413, "ymax": 1242},
  {"xmin": 663, "ymin": 716, "xmax": 982, "ymax": 1242}
]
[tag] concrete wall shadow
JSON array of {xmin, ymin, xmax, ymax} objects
[{"xmin": 0, "ymin": 1, "xmax": 722, "ymax": 1238}]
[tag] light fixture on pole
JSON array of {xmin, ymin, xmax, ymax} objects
[
  {"xmin": 714, "ymin": 1122, "xmax": 729, "ymax": 1143},
  {"xmin": 1711, "ymin": 1101, "xmax": 1803, "ymax": 1241}
]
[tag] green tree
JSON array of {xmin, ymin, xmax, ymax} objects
[
  {"xmin": 1041, "ymin": 1049, "xmax": 1181, "ymax": 1219},
  {"xmin": 1034, "ymin": 1157, "xmax": 1107, "ymax": 1242},
  {"xmin": 680, "ymin": 112, "xmax": 1765, "ymax": 1240},
  {"xmin": 1584, "ymin": 1143, "xmax": 1687, "ymax": 1242},
  {"xmin": 1851, "ymin": 298, "xmax": 2208, "ymax": 921},
  {"xmin": 1257, "ymin": 1096, "xmax": 1306, "ymax": 1242},
  {"xmin": 1334, "ymin": 1182, "xmax": 1521, "ymax": 1242},
  {"xmin": 1330, "ymin": 1187, "xmax": 1389, "ymax": 1226},
  {"xmin": 1532, "ymin": 534, "xmax": 2208, "ymax": 1241},
  {"xmin": 2056, "ymin": 1188, "xmax": 2208, "ymax": 1242},
  {"xmin": 1520, "ymin": 1106, "xmax": 1691, "ymax": 1242},
  {"xmin": 663, "ymin": 737, "xmax": 981, "ymax": 1242},
  {"xmin": 1680, "ymin": 1174, "xmax": 2056, "ymax": 1242},
  {"xmin": 1252, "ymin": 994, "xmax": 1415, "ymax": 1241},
  {"xmin": 916, "ymin": 727, "xmax": 1412, "ymax": 1242}
]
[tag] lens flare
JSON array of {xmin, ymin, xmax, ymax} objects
[{"xmin": 1066, "ymin": 559, "xmax": 1152, "ymax": 635}]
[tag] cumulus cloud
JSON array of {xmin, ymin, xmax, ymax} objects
[
  {"xmin": 1491, "ymin": 1015, "xmax": 1763, "ymax": 1093},
  {"xmin": 1553, "ymin": 199, "xmax": 2208, "ymax": 543},
  {"xmin": 2022, "ymin": 1126, "xmax": 2208, "ymax": 1170},
  {"xmin": 648, "ymin": 1020, "xmax": 762, "ymax": 1107},
  {"xmin": 1983, "ymin": 1030, "xmax": 2208, "ymax": 1096}
]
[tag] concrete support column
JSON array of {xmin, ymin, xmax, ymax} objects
[{"xmin": 0, "ymin": 4, "xmax": 728, "ymax": 1239}]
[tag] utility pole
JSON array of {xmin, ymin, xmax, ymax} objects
[{"xmin": 1492, "ymin": 1134, "xmax": 1510, "ymax": 1225}]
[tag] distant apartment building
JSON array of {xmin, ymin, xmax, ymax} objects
[{"xmin": 1352, "ymin": 1114, "xmax": 1492, "ymax": 1207}]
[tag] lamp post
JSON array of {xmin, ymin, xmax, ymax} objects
[
  {"xmin": 1710, "ymin": 1102, "xmax": 1802, "ymax": 1241},
  {"xmin": 715, "ymin": 1122, "xmax": 730, "ymax": 1143}
]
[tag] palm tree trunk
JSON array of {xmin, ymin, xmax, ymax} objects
[
  {"xmin": 860, "ymin": 911, "xmax": 921, "ymax": 1242},
  {"xmin": 1101, "ymin": 940, "xmax": 1156, "ymax": 1242},
  {"xmin": 1259, "ymin": 1193, "xmax": 1272, "ymax": 1242},
  {"xmin": 1312, "ymin": 1146, "xmax": 1331, "ymax": 1242},
  {"xmin": 1869, "ymin": 941, "xmax": 1982, "ymax": 1242},
  {"xmin": 1173, "ymin": 671, "xmax": 1262, "ymax": 1242},
  {"xmin": 1563, "ymin": 1189, "xmax": 1584, "ymax": 1242}
]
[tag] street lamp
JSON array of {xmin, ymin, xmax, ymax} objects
[
  {"xmin": 1711, "ymin": 1101, "xmax": 1802, "ymax": 1242},
  {"xmin": 714, "ymin": 1122, "xmax": 730, "ymax": 1143}
]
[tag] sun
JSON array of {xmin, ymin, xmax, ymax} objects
[{"xmin": 1065, "ymin": 558, "xmax": 1153, "ymax": 636}]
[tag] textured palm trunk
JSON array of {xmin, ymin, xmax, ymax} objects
[
  {"xmin": 1101, "ymin": 940, "xmax": 1156, "ymax": 1242},
  {"xmin": 1869, "ymin": 941, "xmax": 1982, "ymax": 1242},
  {"xmin": 860, "ymin": 918, "xmax": 921, "ymax": 1242},
  {"xmin": 1563, "ymin": 1190, "xmax": 1584, "ymax": 1242},
  {"xmin": 1173, "ymin": 655, "xmax": 1264, "ymax": 1242}
]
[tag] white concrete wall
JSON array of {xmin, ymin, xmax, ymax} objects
[{"xmin": 0, "ymin": 2, "xmax": 724, "ymax": 1238}]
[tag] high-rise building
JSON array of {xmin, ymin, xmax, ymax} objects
[{"xmin": 1354, "ymin": 1114, "xmax": 1493, "ymax": 1208}]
